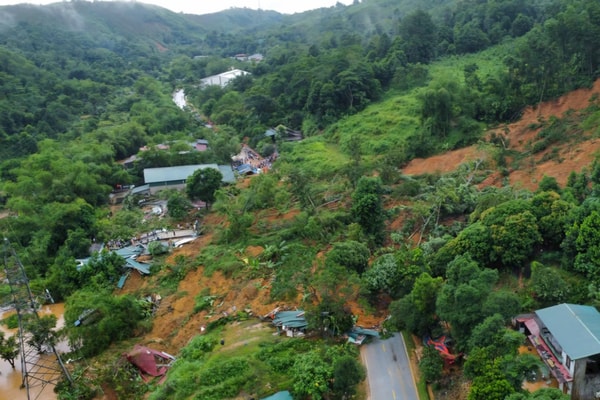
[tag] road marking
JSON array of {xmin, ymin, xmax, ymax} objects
[
  {"xmin": 381, "ymin": 343, "xmax": 386, "ymax": 352},
  {"xmin": 392, "ymin": 389, "xmax": 397, "ymax": 400}
]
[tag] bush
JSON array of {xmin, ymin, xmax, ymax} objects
[
  {"xmin": 148, "ymin": 241, "xmax": 169, "ymax": 256},
  {"xmin": 180, "ymin": 335, "xmax": 217, "ymax": 359},
  {"xmin": 326, "ymin": 240, "xmax": 370, "ymax": 274},
  {"xmin": 194, "ymin": 291, "xmax": 218, "ymax": 314},
  {"xmin": 1, "ymin": 313, "xmax": 19, "ymax": 329}
]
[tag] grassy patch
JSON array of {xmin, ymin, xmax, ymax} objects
[
  {"xmin": 149, "ymin": 319, "xmax": 321, "ymax": 400},
  {"xmin": 1, "ymin": 312, "xmax": 19, "ymax": 329},
  {"xmin": 325, "ymin": 91, "xmax": 421, "ymax": 162},
  {"xmin": 428, "ymin": 46, "xmax": 509, "ymax": 81},
  {"xmin": 197, "ymin": 244, "xmax": 245, "ymax": 277},
  {"xmin": 193, "ymin": 288, "xmax": 219, "ymax": 314},
  {"xmin": 277, "ymin": 137, "xmax": 349, "ymax": 179}
]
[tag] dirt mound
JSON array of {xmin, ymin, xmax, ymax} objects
[{"xmin": 403, "ymin": 79, "xmax": 600, "ymax": 191}]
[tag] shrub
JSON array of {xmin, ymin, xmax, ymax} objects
[
  {"xmin": 326, "ymin": 240, "xmax": 370, "ymax": 274},
  {"xmin": 1, "ymin": 313, "xmax": 19, "ymax": 329}
]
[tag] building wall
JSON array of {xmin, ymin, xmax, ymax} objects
[
  {"xmin": 571, "ymin": 359, "xmax": 587, "ymax": 400},
  {"xmin": 148, "ymin": 182, "xmax": 186, "ymax": 195}
]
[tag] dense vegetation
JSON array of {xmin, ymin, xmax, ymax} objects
[{"xmin": 1, "ymin": 0, "xmax": 600, "ymax": 399}]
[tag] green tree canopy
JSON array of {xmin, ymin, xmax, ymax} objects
[
  {"xmin": 186, "ymin": 167, "xmax": 223, "ymax": 207},
  {"xmin": 64, "ymin": 289, "xmax": 146, "ymax": 358},
  {"xmin": 0, "ymin": 331, "xmax": 19, "ymax": 368},
  {"xmin": 24, "ymin": 314, "xmax": 58, "ymax": 353},
  {"xmin": 291, "ymin": 351, "xmax": 331, "ymax": 400},
  {"xmin": 351, "ymin": 176, "xmax": 386, "ymax": 246},
  {"xmin": 436, "ymin": 254, "xmax": 498, "ymax": 347},
  {"xmin": 326, "ymin": 240, "xmax": 370, "ymax": 275},
  {"xmin": 399, "ymin": 10, "xmax": 437, "ymax": 64}
]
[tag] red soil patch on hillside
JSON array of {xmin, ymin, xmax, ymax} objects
[{"xmin": 403, "ymin": 79, "xmax": 600, "ymax": 191}]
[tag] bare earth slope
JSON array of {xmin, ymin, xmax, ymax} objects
[{"xmin": 403, "ymin": 79, "xmax": 600, "ymax": 191}]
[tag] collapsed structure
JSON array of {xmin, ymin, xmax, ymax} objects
[{"xmin": 124, "ymin": 344, "xmax": 176, "ymax": 384}]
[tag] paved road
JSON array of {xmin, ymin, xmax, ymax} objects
[{"xmin": 361, "ymin": 333, "xmax": 419, "ymax": 400}]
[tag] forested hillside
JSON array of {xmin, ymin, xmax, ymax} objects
[{"xmin": 1, "ymin": 0, "xmax": 600, "ymax": 399}]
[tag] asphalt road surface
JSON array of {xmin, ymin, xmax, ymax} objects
[{"xmin": 361, "ymin": 333, "xmax": 419, "ymax": 400}]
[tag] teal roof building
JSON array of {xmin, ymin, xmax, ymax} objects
[
  {"xmin": 261, "ymin": 391, "xmax": 293, "ymax": 400},
  {"xmin": 143, "ymin": 164, "xmax": 235, "ymax": 194},
  {"xmin": 536, "ymin": 303, "xmax": 600, "ymax": 360}
]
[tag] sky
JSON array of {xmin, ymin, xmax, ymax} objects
[{"xmin": 0, "ymin": 0, "xmax": 355, "ymax": 15}]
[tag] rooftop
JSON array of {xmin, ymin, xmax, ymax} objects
[
  {"xmin": 143, "ymin": 164, "xmax": 235, "ymax": 185},
  {"xmin": 536, "ymin": 303, "xmax": 600, "ymax": 360},
  {"xmin": 261, "ymin": 391, "xmax": 292, "ymax": 400},
  {"xmin": 272, "ymin": 310, "xmax": 307, "ymax": 329}
]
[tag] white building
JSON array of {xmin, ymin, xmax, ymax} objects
[{"xmin": 200, "ymin": 69, "xmax": 250, "ymax": 88}]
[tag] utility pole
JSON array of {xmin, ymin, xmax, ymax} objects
[{"xmin": 2, "ymin": 238, "xmax": 72, "ymax": 400}]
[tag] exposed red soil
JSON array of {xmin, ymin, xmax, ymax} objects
[{"xmin": 403, "ymin": 79, "xmax": 600, "ymax": 190}]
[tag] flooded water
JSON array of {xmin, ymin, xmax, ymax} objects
[{"xmin": 0, "ymin": 303, "xmax": 66, "ymax": 400}]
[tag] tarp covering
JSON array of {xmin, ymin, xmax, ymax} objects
[
  {"xmin": 524, "ymin": 318, "xmax": 540, "ymax": 336},
  {"xmin": 125, "ymin": 344, "xmax": 175, "ymax": 377}
]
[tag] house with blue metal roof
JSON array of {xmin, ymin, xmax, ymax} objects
[{"xmin": 521, "ymin": 303, "xmax": 600, "ymax": 399}]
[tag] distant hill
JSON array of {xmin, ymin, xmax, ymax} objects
[
  {"xmin": 186, "ymin": 8, "xmax": 284, "ymax": 33},
  {"xmin": 0, "ymin": 2, "xmax": 207, "ymax": 57}
]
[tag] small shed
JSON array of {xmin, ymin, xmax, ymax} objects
[
  {"xmin": 272, "ymin": 310, "xmax": 308, "ymax": 337},
  {"xmin": 346, "ymin": 327, "xmax": 380, "ymax": 345},
  {"xmin": 193, "ymin": 139, "xmax": 209, "ymax": 151}
]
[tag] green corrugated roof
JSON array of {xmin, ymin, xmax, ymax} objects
[
  {"xmin": 272, "ymin": 310, "xmax": 307, "ymax": 329},
  {"xmin": 143, "ymin": 164, "xmax": 235, "ymax": 185},
  {"xmin": 536, "ymin": 303, "xmax": 600, "ymax": 360},
  {"xmin": 261, "ymin": 390, "xmax": 292, "ymax": 400},
  {"xmin": 217, "ymin": 165, "xmax": 235, "ymax": 183},
  {"xmin": 125, "ymin": 258, "xmax": 150, "ymax": 275}
]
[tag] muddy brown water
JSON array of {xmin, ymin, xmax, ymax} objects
[{"xmin": 0, "ymin": 303, "xmax": 66, "ymax": 400}]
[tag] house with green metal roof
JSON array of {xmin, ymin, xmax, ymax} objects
[
  {"xmin": 272, "ymin": 310, "xmax": 307, "ymax": 337},
  {"xmin": 143, "ymin": 164, "xmax": 235, "ymax": 194},
  {"xmin": 523, "ymin": 303, "xmax": 600, "ymax": 399}
]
